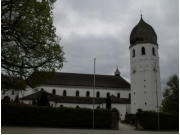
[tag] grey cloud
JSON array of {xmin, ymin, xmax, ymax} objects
[{"xmin": 54, "ymin": 0, "xmax": 179, "ymax": 92}]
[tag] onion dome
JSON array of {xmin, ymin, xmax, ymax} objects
[{"xmin": 130, "ymin": 15, "xmax": 157, "ymax": 47}]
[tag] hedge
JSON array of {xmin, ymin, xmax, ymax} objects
[
  {"xmin": 2, "ymin": 104, "xmax": 112, "ymax": 129},
  {"xmin": 136, "ymin": 111, "xmax": 179, "ymax": 130}
]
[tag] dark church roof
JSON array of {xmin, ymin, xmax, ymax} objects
[
  {"xmin": 130, "ymin": 16, "xmax": 157, "ymax": 47},
  {"xmin": 44, "ymin": 72, "xmax": 130, "ymax": 89},
  {"xmin": 21, "ymin": 90, "xmax": 130, "ymax": 104}
]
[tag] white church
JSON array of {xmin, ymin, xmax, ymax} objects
[{"xmin": 1, "ymin": 16, "xmax": 162, "ymax": 120}]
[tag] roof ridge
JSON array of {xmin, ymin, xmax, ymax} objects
[{"xmin": 56, "ymin": 72, "xmax": 118, "ymax": 77}]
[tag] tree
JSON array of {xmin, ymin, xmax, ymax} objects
[
  {"xmin": 2, "ymin": 0, "xmax": 64, "ymax": 90},
  {"xmin": 162, "ymin": 75, "xmax": 179, "ymax": 113}
]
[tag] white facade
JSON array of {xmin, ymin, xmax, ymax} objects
[
  {"xmin": 130, "ymin": 43, "xmax": 161, "ymax": 113},
  {"xmin": 2, "ymin": 85, "xmax": 131, "ymax": 120}
]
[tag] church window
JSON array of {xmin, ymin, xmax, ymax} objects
[
  {"xmin": 145, "ymin": 102, "xmax": 147, "ymax": 106},
  {"xmin": 152, "ymin": 47, "xmax": 156, "ymax": 56},
  {"xmin": 76, "ymin": 90, "xmax": 79, "ymax": 97},
  {"xmin": 12, "ymin": 90, "xmax": 14, "ymax": 95},
  {"xmin": 63, "ymin": 90, "xmax": 67, "ymax": 96},
  {"xmin": 52, "ymin": 89, "xmax": 56, "ymax": 95},
  {"xmin": 117, "ymin": 93, "xmax": 120, "ymax": 98},
  {"xmin": 141, "ymin": 47, "xmax": 145, "ymax": 55},
  {"xmin": 107, "ymin": 92, "xmax": 110, "ymax": 97},
  {"xmin": 96, "ymin": 91, "xmax": 100, "ymax": 98},
  {"xmin": 86, "ymin": 91, "xmax": 90, "ymax": 97},
  {"xmin": 132, "ymin": 49, "xmax": 135, "ymax": 57}
]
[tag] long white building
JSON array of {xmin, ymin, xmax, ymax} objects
[{"xmin": 1, "ymin": 16, "xmax": 162, "ymax": 120}]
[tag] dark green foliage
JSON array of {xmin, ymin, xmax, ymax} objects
[
  {"xmin": 106, "ymin": 97, "xmax": 111, "ymax": 109},
  {"xmin": 136, "ymin": 111, "xmax": 179, "ymax": 130},
  {"xmin": 2, "ymin": 96, "xmax": 10, "ymax": 104},
  {"xmin": 37, "ymin": 92, "xmax": 49, "ymax": 106},
  {"xmin": 14, "ymin": 95, "xmax": 19, "ymax": 103},
  {"xmin": 162, "ymin": 75, "xmax": 179, "ymax": 113},
  {"xmin": 2, "ymin": 0, "xmax": 64, "ymax": 90},
  {"xmin": 2, "ymin": 104, "xmax": 112, "ymax": 129}
]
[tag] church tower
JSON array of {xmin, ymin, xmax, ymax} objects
[{"xmin": 129, "ymin": 16, "xmax": 161, "ymax": 113}]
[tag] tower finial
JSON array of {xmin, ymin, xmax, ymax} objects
[{"xmin": 140, "ymin": 9, "xmax": 142, "ymax": 19}]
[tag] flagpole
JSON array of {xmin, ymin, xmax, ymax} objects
[{"xmin": 93, "ymin": 58, "xmax": 96, "ymax": 129}]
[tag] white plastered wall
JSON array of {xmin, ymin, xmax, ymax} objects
[{"xmin": 130, "ymin": 43, "xmax": 162, "ymax": 114}]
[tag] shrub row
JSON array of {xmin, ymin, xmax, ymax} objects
[
  {"xmin": 2, "ymin": 104, "xmax": 112, "ymax": 129},
  {"xmin": 136, "ymin": 111, "xmax": 179, "ymax": 130}
]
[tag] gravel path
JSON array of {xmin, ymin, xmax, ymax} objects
[{"xmin": 1, "ymin": 126, "xmax": 178, "ymax": 134}]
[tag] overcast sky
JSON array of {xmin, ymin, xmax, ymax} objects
[{"xmin": 53, "ymin": 0, "xmax": 179, "ymax": 91}]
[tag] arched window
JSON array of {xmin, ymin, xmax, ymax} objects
[
  {"xmin": 52, "ymin": 89, "xmax": 56, "ymax": 95},
  {"xmin": 86, "ymin": 91, "xmax": 90, "ymax": 97},
  {"xmin": 132, "ymin": 49, "xmax": 135, "ymax": 57},
  {"xmin": 96, "ymin": 91, "xmax": 100, "ymax": 98},
  {"xmin": 107, "ymin": 92, "xmax": 110, "ymax": 98},
  {"xmin": 117, "ymin": 93, "xmax": 120, "ymax": 98},
  {"xmin": 63, "ymin": 90, "xmax": 67, "ymax": 96},
  {"xmin": 145, "ymin": 102, "xmax": 147, "ymax": 106},
  {"xmin": 152, "ymin": 47, "xmax": 156, "ymax": 56},
  {"xmin": 141, "ymin": 47, "xmax": 145, "ymax": 55},
  {"xmin": 12, "ymin": 90, "xmax": 14, "ymax": 95},
  {"xmin": 76, "ymin": 90, "xmax": 79, "ymax": 97}
]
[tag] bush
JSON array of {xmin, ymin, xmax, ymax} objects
[
  {"xmin": 136, "ymin": 111, "xmax": 179, "ymax": 130},
  {"xmin": 2, "ymin": 104, "xmax": 112, "ymax": 129}
]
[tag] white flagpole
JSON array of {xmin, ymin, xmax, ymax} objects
[{"xmin": 93, "ymin": 58, "xmax": 96, "ymax": 129}]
